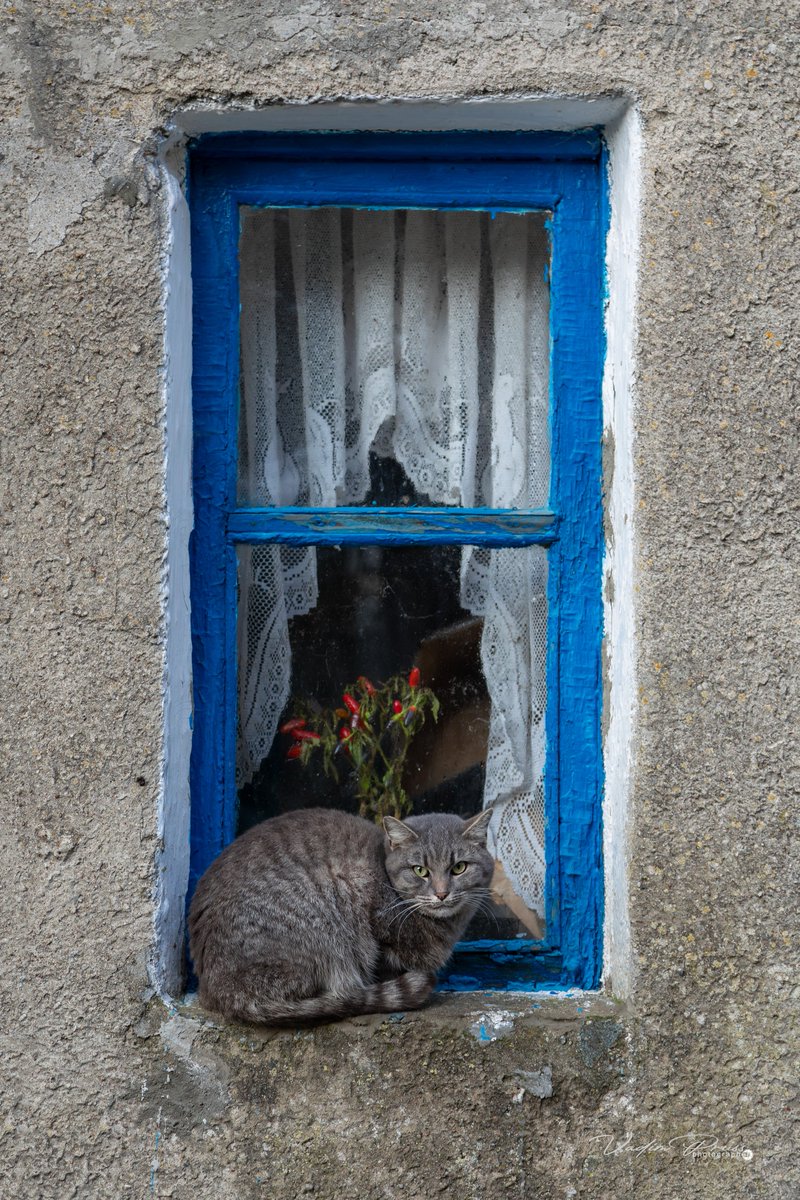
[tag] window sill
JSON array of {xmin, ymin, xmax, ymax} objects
[
  {"xmin": 141, "ymin": 989, "xmax": 628, "ymax": 1135},
  {"xmin": 173, "ymin": 987, "xmax": 625, "ymax": 1045}
]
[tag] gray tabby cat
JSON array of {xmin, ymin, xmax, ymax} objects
[{"xmin": 188, "ymin": 806, "xmax": 494, "ymax": 1024}]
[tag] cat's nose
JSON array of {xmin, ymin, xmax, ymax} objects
[{"xmin": 435, "ymin": 890, "xmax": 449, "ymax": 901}]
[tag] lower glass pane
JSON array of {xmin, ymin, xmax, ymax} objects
[{"xmin": 236, "ymin": 542, "xmax": 548, "ymax": 944}]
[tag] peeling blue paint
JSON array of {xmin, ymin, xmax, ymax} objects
[
  {"xmin": 187, "ymin": 130, "xmax": 606, "ymax": 991},
  {"xmin": 149, "ymin": 1129, "xmax": 160, "ymax": 1194},
  {"xmin": 468, "ymin": 1010, "xmax": 517, "ymax": 1041},
  {"xmin": 228, "ymin": 506, "xmax": 559, "ymax": 547}
]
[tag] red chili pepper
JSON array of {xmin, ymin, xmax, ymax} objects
[
  {"xmin": 358, "ymin": 676, "xmax": 376, "ymax": 696},
  {"xmin": 286, "ymin": 744, "xmax": 302, "ymax": 760},
  {"xmin": 392, "ymin": 699, "xmax": 403, "ymax": 715},
  {"xmin": 342, "ymin": 693, "xmax": 360, "ymax": 715},
  {"xmin": 293, "ymin": 729, "xmax": 321, "ymax": 742},
  {"xmin": 408, "ymin": 667, "xmax": 421, "ymax": 688},
  {"xmin": 339, "ymin": 727, "xmax": 352, "ymax": 740},
  {"xmin": 280, "ymin": 717, "xmax": 307, "ymax": 734},
  {"xmin": 403, "ymin": 705, "xmax": 417, "ymax": 727}
]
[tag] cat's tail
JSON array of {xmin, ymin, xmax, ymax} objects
[{"xmin": 209, "ymin": 970, "xmax": 437, "ymax": 1027}]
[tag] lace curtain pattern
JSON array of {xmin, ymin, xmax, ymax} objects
[{"xmin": 238, "ymin": 207, "xmax": 550, "ymax": 915}]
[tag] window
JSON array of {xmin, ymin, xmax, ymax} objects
[{"xmin": 188, "ymin": 131, "xmax": 606, "ymax": 990}]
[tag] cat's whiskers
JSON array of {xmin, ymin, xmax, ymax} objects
[
  {"xmin": 383, "ymin": 897, "xmax": 421, "ymax": 926},
  {"xmin": 466, "ymin": 887, "xmax": 502, "ymax": 913},
  {"xmin": 386, "ymin": 885, "xmax": 498, "ymax": 931},
  {"xmin": 382, "ymin": 896, "xmax": 416, "ymax": 916},
  {"xmin": 395, "ymin": 899, "xmax": 431, "ymax": 936},
  {"xmin": 465, "ymin": 896, "xmax": 501, "ymax": 930}
]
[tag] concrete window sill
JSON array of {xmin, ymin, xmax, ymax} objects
[
  {"xmin": 168, "ymin": 987, "xmax": 625, "ymax": 1051},
  {"xmin": 135, "ymin": 987, "xmax": 628, "ymax": 1151}
]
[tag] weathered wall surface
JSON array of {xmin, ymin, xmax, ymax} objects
[{"xmin": 1, "ymin": 2, "xmax": 797, "ymax": 1197}]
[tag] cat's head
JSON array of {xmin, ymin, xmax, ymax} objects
[{"xmin": 382, "ymin": 810, "xmax": 494, "ymax": 918}]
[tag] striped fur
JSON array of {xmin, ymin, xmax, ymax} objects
[{"xmin": 212, "ymin": 971, "xmax": 437, "ymax": 1027}]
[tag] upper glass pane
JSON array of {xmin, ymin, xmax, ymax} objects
[{"xmin": 238, "ymin": 207, "xmax": 551, "ymax": 509}]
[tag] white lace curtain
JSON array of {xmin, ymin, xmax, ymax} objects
[{"xmin": 238, "ymin": 207, "xmax": 550, "ymax": 915}]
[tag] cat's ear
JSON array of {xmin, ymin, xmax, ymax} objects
[
  {"xmin": 462, "ymin": 808, "xmax": 493, "ymax": 844},
  {"xmin": 383, "ymin": 815, "xmax": 419, "ymax": 849}
]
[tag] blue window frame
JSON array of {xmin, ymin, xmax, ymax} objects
[{"xmin": 187, "ymin": 130, "xmax": 606, "ymax": 991}]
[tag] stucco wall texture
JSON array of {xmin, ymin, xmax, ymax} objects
[{"xmin": 1, "ymin": 3, "xmax": 798, "ymax": 1198}]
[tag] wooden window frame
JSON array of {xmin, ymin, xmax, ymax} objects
[{"xmin": 187, "ymin": 130, "xmax": 607, "ymax": 990}]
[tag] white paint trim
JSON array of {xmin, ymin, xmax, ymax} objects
[
  {"xmin": 153, "ymin": 96, "xmax": 639, "ymax": 1000},
  {"xmin": 601, "ymin": 107, "xmax": 641, "ymax": 1000},
  {"xmin": 153, "ymin": 144, "xmax": 194, "ymax": 997}
]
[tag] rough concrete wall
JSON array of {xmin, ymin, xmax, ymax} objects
[{"xmin": 1, "ymin": 3, "xmax": 797, "ymax": 1198}]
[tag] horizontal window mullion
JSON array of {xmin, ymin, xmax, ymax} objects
[{"xmin": 227, "ymin": 506, "xmax": 559, "ymax": 547}]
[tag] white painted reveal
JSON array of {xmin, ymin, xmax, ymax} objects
[
  {"xmin": 601, "ymin": 108, "xmax": 641, "ymax": 1000},
  {"xmin": 153, "ymin": 149, "xmax": 194, "ymax": 996}
]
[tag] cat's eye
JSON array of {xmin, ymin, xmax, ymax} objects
[
  {"xmin": 412, "ymin": 865, "xmax": 429, "ymax": 878},
  {"xmin": 451, "ymin": 861, "xmax": 467, "ymax": 875}
]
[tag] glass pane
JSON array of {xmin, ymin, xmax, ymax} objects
[
  {"xmin": 236, "ymin": 542, "xmax": 548, "ymax": 941},
  {"xmin": 238, "ymin": 207, "xmax": 551, "ymax": 510}
]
